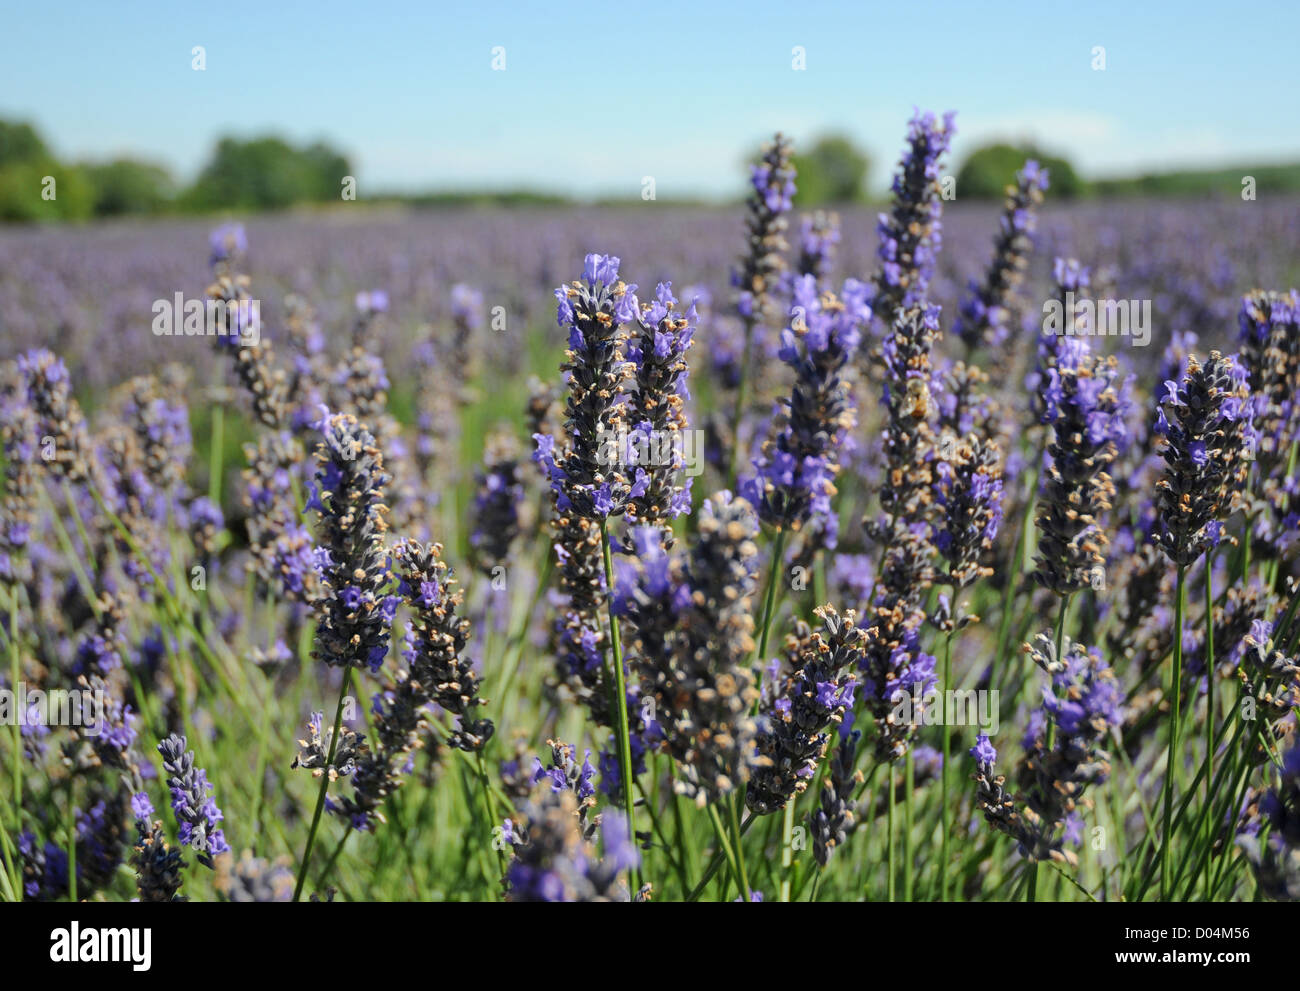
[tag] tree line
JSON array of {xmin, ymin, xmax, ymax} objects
[
  {"xmin": 4, "ymin": 118, "xmax": 1290, "ymax": 223},
  {"xmin": 0, "ymin": 121, "xmax": 351, "ymax": 222}
]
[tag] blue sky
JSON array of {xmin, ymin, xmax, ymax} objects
[{"xmin": 2, "ymin": 0, "xmax": 1297, "ymax": 199}]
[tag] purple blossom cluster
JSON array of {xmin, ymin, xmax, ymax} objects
[
  {"xmin": 1033, "ymin": 337, "xmax": 1132, "ymax": 595},
  {"xmin": 873, "ymin": 109, "xmax": 955, "ymax": 327},
  {"xmin": 308, "ymin": 406, "xmax": 397, "ymax": 672},
  {"xmin": 741, "ymin": 276, "xmax": 870, "ymax": 538},
  {"xmin": 157, "ymin": 733, "xmax": 230, "ymax": 869},
  {"xmin": 955, "ymin": 160, "xmax": 1050, "ymax": 352},
  {"xmin": 748, "ymin": 605, "xmax": 865, "ymax": 815},
  {"xmin": 501, "ymin": 741, "xmax": 642, "ymax": 902},
  {"xmin": 971, "ymin": 634, "xmax": 1121, "ymax": 865},
  {"xmin": 1152, "ymin": 351, "xmax": 1256, "ymax": 567},
  {"xmin": 534, "ymin": 253, "xmax": 643, "ymax": 520}
]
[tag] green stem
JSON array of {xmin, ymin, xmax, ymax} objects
[
  {"xmin": 687, "ymin": 812, "xmax": 755, "ymax": 901},
  {"xmin": 669, "ymin": 768, "xmax": 699, "ymax": 896},
  {"xmin": 209, "ymin": 402, "xmax": 224, "ymax": 504},
  {"xmin": 730, "ymin": 794, "xmax": 753, "ymax": 901},
  {"xmin": 1203, "ymin": 552, "xmax": 1216, "ymax": 870},
  {"xmin": 495, "ymin": 551, "xmax": 552, "ymax": 724},
  {"xmin": 903, "ymin": 751, "xmax": 914, "ymax": 900},
  {"xmin": 0, "ymin": 825, "xmax": 18, "ymax": 902},
  {"xmin": 705, "ymin": 803, "xmax": 741, "ymax": 899},
  {"xmin": 886, "ymin": 767, "xmax": 895, "ymax": 901},
  {"xmin": 990, "ymin": 461, "xmax": 1038, "ymax": 694},
  {"xmin": 314, "ymin": 825, "xmax": 354, "ymax": 889},
  {"xmin": 637, "ymin": 764, "xmax": 686, "ymax": 892},
  {"xmin": 1159, "ymin": 565, "xmax": 1187, "ymax": 900},
  {"xmin": 777, "ymin": 797, "xmax": 795, "ymax": 902},
  {"xmin": 756, "ymin": 528, "xmax": 788, "ymax": 666},
  {"xmin": 598, "ymin": 518, "xmax": 639, "ymax": 889},
  {"xmin": 293, "ymin": 665, "xmax": 354, "ymax": 902},
  {"xmin": 249, "ymin": 600, "xmax": 277, "ymax": 836},
  {"xmin": 43, "ymin": 487, "xmax": 101, "ymax": 622},
  {"xmin": 65, "ymin": 779, "xmax": 77, "ymax": 903},
  {"xmin": 1054, "ymin": 594, "xmax": 1069, "ymax": 658},
  {"xmin": 1043, "ymin": 595, "xmax": 1070, "ymax": 752},
  {"xmin": 476, "ymin": 750, "xmax": 509, "ymax": 880},
  {"xmin": 940, "ymin": 630, "xmax": 953, "ymax": 901}
]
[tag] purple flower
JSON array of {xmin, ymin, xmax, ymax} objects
[
  {"xmin": 955, "ymin": 159, "xmax": 1049, "ymax": 351},
  {"xmin": 1154, "ymin": 351, "xmax": 1257, "ymax": 567},
  {"xmin": 749, "ymin": 606, "xmax": 864, "ymax": 815},
  {"xmin": 970, "ymin": 732, "xmax": 997, "ymax": 770},
  {"xmin": 157, "ymin": 734, "xmax": 229, "ymax": 868},
  {"xmin": 873, "ymin": 109, "xmax": 955, "ymax": 324},
  {"xmin": 743, "ymin": 277, "xmax": 868, "ymax": 532},
  {"xmin": 209, "ymin": 223, "xmax": 247, "ymax": 265}
]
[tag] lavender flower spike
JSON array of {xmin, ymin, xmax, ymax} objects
[
  {"xmin": 1236, "ymin": 289, "xmax": 1300, "ymax": 462},
  {"xmin": 502, "ymin": 742, "xmax": 641, "ymax": 902},
  {"xmin": 624, "ymin": 281, "xmax": 696, "ymax": 539},
  {"xmin": 1014, "ymin": 634, "xmax": 1122, "ymax": 864},
  {"xmin": 742, "ymin": 276, "xmax": 870, "ymax": 534},
  {"xmin": 872, "ymin": 109, "xmax": 955, "ymax": 335},
  {"xmin": 470, "ymin": 429, "xmax": 525, "ymax": 572},
  {"xmin": 811, "ymin": 712, "xmax": 863, "ymax": 865},
  {"xmin": 533, "ymin": 254, "xmax": 639, "ymax": 731},
  {"xmin": 972, "ymin": 634, "xmax": 1121, "ymax": 866},
  {"xmin": 205, "ymin": 228, "xmax": 288, "ymax": 428},
  {"xmin": 931, "ymin": 431, "xmax": 1005, "ymax": 589},
  {"xmin": 1033, "ymin": 337, "xmax": 1131, "ymax": 595},
  {"xmin": 309, "ymin": 406, "xmax": 396, "ymax": 672},
  {"xmin": 747, "ymin": 605, "xmax": 866, "ymax": 815},
  {"xmin": 534, "ymin": 253, "xmax": 639, "ymax": 521},
  {"xmin": 733, "ymin": 134, "xmax": 796, "ymax": 337},
  {"xmin": 393, "ymin": 538, "xmax": 493, "ymax": 753},
  {"xmin": 955, "ymin": 159, "xmax": 1049, "ymax": 353},
  {"xmin": 157, "ymin": 733, "xmax": 230, "ymax": 869},
  {"xmin": 797, "ymin": 210, "xmax": 840, "ymax": 286},
  {"xmin": 617, "ymin": 493, "xmax": 762, "ymax": 804},
  {"xmin": 1153, "ymin": 350, "xmax": 1257, "ymax": 568}
]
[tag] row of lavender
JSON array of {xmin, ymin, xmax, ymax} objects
[
  {"xmin": 1, "ymin": 109, "xmax": 1298, "ymax": 901},
  {"xmin": 3, "ymin": 190, "xmax": 1296, "ymax": 397}
]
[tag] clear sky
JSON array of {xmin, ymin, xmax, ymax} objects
[{"xmin": 2, "ymin": 0, "xmax": 1297, "ymax": 199}]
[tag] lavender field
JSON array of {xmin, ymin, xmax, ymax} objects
[{"xmin": 3, "ymin": 114, "xmax": 1300, "ymax": 905}]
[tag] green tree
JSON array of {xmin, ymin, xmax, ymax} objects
[
  {"xmin": 791, "ymin": 134, "xmax": 871, "ymax": 206},
  {"xmin": 0, "ymin": 121, "xmax": 50, "ymax": 169},
  {"xmin": 956, "ymin": 143, "xmax": 1084, "ymax": 200},
  {"xmin": 0, "ymin": 160, "xmax": 94, "ymax": 222},
  {"xmin": 0, "ymin": 119, "xmax": 95, "ymax": 221},
  {"xmin": 185, "ymin": 136, "xmax": 352, "ymax": 211},
  {"xmin": 83, "ymin": 158, "xmax": 176, "ymax": 216},
  {"xmin": 299, "ymin": 141, "xmax": 351, "ymax": 201}
]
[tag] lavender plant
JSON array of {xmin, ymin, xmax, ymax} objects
[{"xmin": 4, "ymin": 106, "xmax": 1300, "ymax": 912}]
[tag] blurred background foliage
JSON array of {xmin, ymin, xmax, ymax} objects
[
  {"xmin": 791, "ymin": 133, "xmax": 872, "ymax": 206},
  {"xmin": 955, "ymin": 142, "xmax": 1085, "ymax": 199},
  {"xmin": 0, "ymin": 121, "xmax": 353, "ymax": 221},
  {"xmin": 4, "ymin": 116, "xmax": 1300, "ymax": 223}
]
